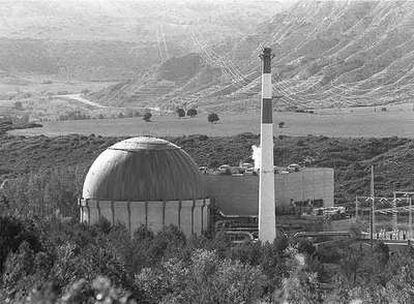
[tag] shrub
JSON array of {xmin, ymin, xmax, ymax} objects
[
  {"xmin": 0, "ymin": 216, "xmax": 41, "ymax": 275},
  {"xmin": 135, "ymin": 249, "xmax": 265, "ymax": 304},
  {"xmin": 207, "ymin": 113, "xmax": 219, "ymax": 124},
  {"xmin": 176, "ymin": 108, "xmax": 185, "ymax": 118},
  {"xmin": 187, "ymin": 108, "xmax": 197, "ymax": 117},
  {"xmin": 26, "ymin": 276, "xmax": 137, "ymax": 304},
  {"xmin": 143, "ymin": 112, "xmax": 152, "ymax": 122}
]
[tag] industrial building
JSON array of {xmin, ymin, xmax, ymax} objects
[
  {"xmin": 204, "ymin": 168, "xmax": 334, "ymax": 216},
  {"xmin": 80, "ymin": 137, "xmax": 210, "ymax": 237},
  {"xmin": 80, "ymin": 136, "xmax": 334, "ymax": 237}
]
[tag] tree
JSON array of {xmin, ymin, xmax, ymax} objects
[
  {"xmin": 207, "ymin": 113, "xmax": 219, "ymax": 124},
  {"xmin": 0, "ymin": 216, "xmax": 41, "ymax": 275},
  {"xmin": 187, "ymin": 108, "xmax": 197, "ymax": 118},
  {"xmin": 143, "ymin": 112, "xmax": 152, "ymax": 122},
  {"xmin": 279, "ymin": 122, "xmax": 285, "ymax": 128},
  {"xmin": 14, "ymin": 102, "xmax": 23, "ymax": 110},
  {"xmin": 176, "ymin": 108, "xmax": 185, "ymax": 118}
]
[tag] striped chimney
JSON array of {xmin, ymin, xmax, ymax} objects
[{"xmin": 258, "ymin": 47, "xmax": 276, "ymax": 242}]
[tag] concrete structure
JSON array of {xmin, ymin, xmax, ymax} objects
[
  {"xmin": 258, "ymin": 47, "xmax": 276, "ymax": 242},
  {"xmin": 203, "ymin": 168, "xmax": 334, "ymax": 216},
  {"xmin": 80, "ymin": 137, "xmax": 210, "ymax": 237}
]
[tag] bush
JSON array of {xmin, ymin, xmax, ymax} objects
[
  {"xmin": 27, "ymin": 276, "xmax": 136, "ymax": 304},
  {"xmin": 135, "ymin": 249, "xmax": 265, "ymax": 304},
  {"xmin": 176, "ymin": 108, "xmax": 185, "ymax": 118},
  {"xmin": 207, "ymin": 113, "xmax": 219, "ymax": 124},
  {"xmin": 143, "ymin": 112, "xmax": 152, "ymax": 122},
  {"xmin": 0, "ymin": 216, "xmax": 41, "ymax": 275},
  {"xmin": 187, "ymin": 108, "xmax": 197, "ymax": 118}
]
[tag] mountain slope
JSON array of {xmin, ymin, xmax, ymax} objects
[
  {"xmin": 0, "ymin": 0, "xmax": 285, "ymax": 82},
  {"xmin": 95, "ymin": 0, "xmax": 414, "ymax": 111}
]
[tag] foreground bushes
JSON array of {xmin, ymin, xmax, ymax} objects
[
  {"xmin": 136, "ymin": 249, "xmax": 265, "ymax": 304},
  {"xmin": 2, "ymin": 215, "xmax": 414, "ymax": 303},
  {"xmin": 0, "ymin": 216, "xmax": 276, "ymax": 303}
]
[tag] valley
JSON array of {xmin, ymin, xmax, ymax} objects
[
  {"xmin": 1, "ymin": 0, "xmax": 413, "ymax": 128},
  {"xmin": 8, "ymin": 102, "xmax": 414, "ymax": 138}
]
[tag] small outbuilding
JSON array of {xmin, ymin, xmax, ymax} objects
[{"xmin": 80, "ymin": 137, "xmax": 210, "ymax": 236}]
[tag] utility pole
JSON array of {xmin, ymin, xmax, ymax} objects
[
  {"xmin": 394, "ymin": 191, "xmax": 414, "ymax": 242},
  {"xmin": 355, "ymin": 195, "xmax": 359, "ymax": 222},
  {"xmin": 409, "ymin": 196, "xmax": 412, "ymax": 240},
  {"xmin": 370, "ymin": 165, "xmax": 375, "ymax": 242},
  {"xmin": 393, "ymin": 192, "xmax": 398, "ymax": 230}
]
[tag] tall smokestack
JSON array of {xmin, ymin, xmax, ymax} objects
[{"xmin": 258, "ymin": 47, "xmax": 276, "ymax": 242}]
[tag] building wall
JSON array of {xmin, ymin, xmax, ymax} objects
[
  {"xmin": 79, "ymin": 198, "xmax": 210, "ymax": 237},
  {"xmin": 203, "ymin": 168, "xmax": 334, "ymax": 216}
]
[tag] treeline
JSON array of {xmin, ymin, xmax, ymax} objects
[
  {"xmin": 57, "ymin": 110, "xmax": 142, "ymax": 121},
  {"xmin": 1, "ymin": 215, "xmax": 414, "ymax": 303}
]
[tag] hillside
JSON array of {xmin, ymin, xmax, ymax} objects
[
  {"xmin": 0, "ymin": 38, "xmax": 158, "ymax": 81},
  {"xmin": 95, "ymin": 0, "xmax": 414, "ymax": 111},
  {"xmin": 1, "ymin": 133, "xmax": 413, "ymax": 204},
  {"xmin": 0, "ymin": 0, "xmax": 285, "ymax": 82}
]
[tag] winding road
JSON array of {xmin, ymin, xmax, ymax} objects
[{"xmin": 54, "ymin": 93, "xmax": 108, "ymax": 109}]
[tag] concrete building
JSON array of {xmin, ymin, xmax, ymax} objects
[
  {"xmin": 80, "ymin": 137, "xmax": 210, "ymax": 237},
  {"xmin": 203, "ymin": 168, "xmax": 334, "ymax": 216}
]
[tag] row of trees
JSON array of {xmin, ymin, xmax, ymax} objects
[
  {"xmin": 59, "ymin": 110, "xmax": 143, "ymax": 121},
  {"xmin": 142, "ymin": 109, "xmax": 219, "ymax": 124},
  {"xmin": 175, "ymin": 108, "xmax": 198, "ymax": 118}
]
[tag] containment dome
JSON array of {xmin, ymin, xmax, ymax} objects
[
  {"xmin": 82, "ymin": 137, "xmax": 205, "ymax": 201},
  {"xmin": 80, "ymin": 137, "xmax": 210, "ymax": 237}
]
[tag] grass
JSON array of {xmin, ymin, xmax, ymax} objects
[{"xmin": 8, "ymin": 104, "xmax": 414, "ymax": 138}]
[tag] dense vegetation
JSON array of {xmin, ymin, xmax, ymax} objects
[
  {"xmin": 1, "ymin": 133, "xmax": 414, "ymax": 302},
  {"xmin": 1, "ymin": 215, "xmax": 414, "ymax": 303},
  {"xmin": 1, "ymin": 134, "xmax": 413, "ymax": 207}
]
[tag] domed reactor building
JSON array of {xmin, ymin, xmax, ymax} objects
[{"xmin": 79, "ymin": 137, "xmax": 210, "ymax": 237}]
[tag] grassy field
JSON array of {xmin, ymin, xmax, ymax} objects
[{"xmin": 9, "ymin": 103, "xmax": 414, "ymax": 138}]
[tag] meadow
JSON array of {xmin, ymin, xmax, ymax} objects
[{"xmin": 9, "ymin": 104, "xmax": 414, "ymax": 138}]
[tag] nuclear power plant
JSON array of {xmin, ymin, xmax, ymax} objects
[
  {"xmin": 80, "ymin": 137, "xmax": 210, "ymax": 237},
  {"xmin": 79, "ymin": 48, "xmax": 334, "ymax": 241}
]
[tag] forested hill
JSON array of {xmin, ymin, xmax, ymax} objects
[
  {"xmin": 95, "ymin": 0, "xmax": 414, "ymax": 111},
  {"xmin": 1, "ymin": 134, "xmax": 413, "ymax": 204}
]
